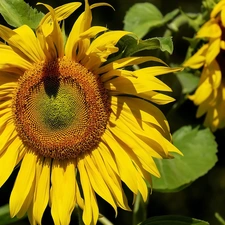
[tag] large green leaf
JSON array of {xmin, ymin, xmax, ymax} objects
[
  {"xmin": 124, "ymin": 3, "xmax": 179, "ymax": 38},
  {"xmin": 139, "ymin": 215, "xmax": 209, "ymax": 225},
  {"xmin": 124, "ymin": 3, "xmax": 163, "ymax": 38},
  {"xmin": 0, "ymin": 0, "xmax": 44, "ymax": 29},
  {"xmin": 152, "ymin": 126, "xmax": 218, "ymax": 192}
]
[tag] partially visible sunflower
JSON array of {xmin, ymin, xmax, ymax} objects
[
  {"xmin": 0, "ymin": 0, "xmax": 181, "ymax": 225},
  {"xmin": 184, "ymin": 0, "xmax": 225, "ymax": 131}
]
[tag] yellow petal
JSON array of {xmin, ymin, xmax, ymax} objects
[
  {"xmin": 137, "ymin": 91, "xmax": 175, "ymax": 105},
  {"xmin": 10, "ymin": 152, "xmax": 37, "ymax": 217},
  {"xmin": 65, "ymin": 0, "xmax": 92, "ymax": 60},
  {"xmin": 211, "ymin": 0, "xmax": 225, "ymax": 18},
  {"xmin": 37, "ymin": 3, "xmax": 64, "ymax": 58},
  {"xmin": 183, "ymin": 44, "xmax": 208, "ymax": 69},
  {"xmin": 108, "ymin": 117, "xmax": 161, "ymax": 176},
  {"xmin": 221, "ymin": 6, "xmax": 225, "ymax": 27},
  {"xmin": 83, "ymin": 31, "xmax": 131, "ymax": 70},
  {"xmin": 205, "ymin": 38, "xmax": 220, "ymax": 65},
  {"xmin": 0, "ymin": 122, "xmax": 17, "ymax": 152},
  {"xmin": 0, "ymin": 72, "xmax": 19, "ymax": 86},
  {"xmin": 83, "ymin": 154, "xmax": 117, "ymax": 214},
  {"xmin": 33, "ymin": 158, "xmax": 51, "ymax": 225},
  {"xmin": 78, "ymin": 159, "xmax": 99, "ymax": 225},
  {"xmin": 105, "ymin": 75, "xmax": 171, "ymax": 96},
  {"xmin": 110, "ymin": 95, "xmax": 170, "ymax": 139},
  {"xmin": 0, "ymin": 137, "xmax": 21, "ymax": 187},
  {"xmin": 0, "ymin": 25, "xmax": 45, "ymax": 63},
  {"xmin": 39, "ymin": 2, "xmax": 82, "ymax": 24},
  {"xmin": 196, "ymin": 20, "xmax": 221, "ymax": 38},
  {"xmin": 101, "ymin": 69, "xmax": 136, "ymax": 82},
  {"xmin": 102, "ymin": 130, "xmax": 139, "ymax": 194},
  {"xmin": 80, "ymin": 26, "xmax": 108, "ymax": 39},
  {"xmin": 91, "ymin": 149, "xmax": 130, "ymax": 211},
  {"xmin": 0, "ymin": 43, "xmax": 32, "ymax": 74},
  {"xmin": 51, "ymin": 160, "xmax": 76, "ymax": 225},
  {"xmin": 96, "ymin": 56, "xmax": 167, "ymax": 74},
  {"xmin": 134, "ymin": 66, "xmax": 182, "ymax": 77}
]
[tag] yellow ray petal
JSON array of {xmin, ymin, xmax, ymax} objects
[
  {"xmin": 211, "ymin": 0, "xmax": 225, "ymax": 18},
  {"xmin": 65, "ymin": 0, "xmax": 92, "ymax": 60},
  {"xmin": 221, "ymin": 6, "xmax": 225, "ymax": 27},
  {"xmin": 83, "ymin": 154, "xmax": 117, "ymax": 214},
  {"xmin": 80, "ymin": 26, "xmax": 108, "ymax": 39},
  {"xmin": 83, "ymin": 31, "xmax": 131, "ymax": 70},
  {"xmin": 105, "ymin": 75, "xmax": 172, "ymax": 93},
  {"xmin": 75, "ymin": 181, "xmax": 84, "ymax": 209},
  {"xmin": 0, "ymin": 122, "xmax": 17, "ymax": 152},
  {"xmin": 206, "ymin": 39, "xmax": 220, "ymax": 65},
  {"xmin": 101, "ymin": 69, "xmax": 136, "ymax": 82},
  {"xmin": 98, "ymin": 142, "xmax": 120, "ymax": 175},
  {"xmin": 102, "ymin": 130, "xmax": 139, "ymax": 195},
  {"xmin": 0, "ymin": 43, "xmax": 32, "ymax": 74},
  {"xmin": 116, "ymin": 141, "xmax": 149, "ymax": 201},
  {"xmin": 96, "ymin": 56, "xmax": 167, "ymax": 74},
  {"xmin": 195, "ymin": 93, "xmax": 213, "ymax": 117},
  {"xmin": 10, "ymin": 152, "xmax": 37, "ymax": 217},
  {"xmin": 0, "ymin": 25, "xmax": 45, "ymax": 63},
  {"xmin": 136, "ymin": 91, "xmax": 175, "ymax": 105},
  {"xmin": 33, "ymin": 158, "xmax": 51, "ymax": 225},
  {"xmin": 0, "ymin": 72, "xmax": 19, "ymax": 86},
  {"xmin": 134, "ymin": 66, "xmax": 182, "ymax": 77},
  {"xmin": 78, "ymin": 159, "xmax": 99, "ymax": 225},
  {"xmin": 0, "ymin": 137, "xmax": 21, "ymax": 187},
  {"xmin": 51, "ymin": 160, "xmax": 76, "ymax": 225},
  {"xmin": 27, "ymin": 202, "xmax": 36, "ymax": 225},
  {"xmin": 91, "ymin": 149, "xmax": 130, "ymax": 211},
  {"xmin": 37, "ymin": 3, "xmax": 64, "ymax": 58},
  {"xmin": 109, "ymin": 111, "xmax": 162, "ymax": 158},
  {"xmin": 183, "ymin": 44, "xmax": 208, "ymax": 69},
  {"xmin": 39, "ymin": 2, "xmax": 82, "ymax": 24},
  {"xmin": 110, "ymin": 95, "xmax": 170, "ymax": 138},
  {"xmin": 16, "ymin": 179, "xmax": 35, "ymax": 219},
  {"xmin": 196, "ymin": 20, "xmax": 221, "ymax": 38}
]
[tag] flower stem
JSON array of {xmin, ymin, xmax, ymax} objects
[
  {"xmin": 215, "ymin": 213, "xmax": 225, "ymax": 225},
  {"xmin": 98, "ymin": 215, "xmax": 114, "ymax": 225}
]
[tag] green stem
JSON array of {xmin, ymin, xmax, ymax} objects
[
  {"xmin": 215, "ymin": 213, "xmax": 225, "ymax": 225},
  {"xmin": 132, "ymin": 192, "xmax": 148, "ymax": 225},
  {"xmin": 98, "ymin": 214, "xmax": 114, "ymax": 225}
]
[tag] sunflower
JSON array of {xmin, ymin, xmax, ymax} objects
[
  {"xmin": 183, "ymin": 0, "xmax": 225, "ymax": 131},
  {"xmin": 0, "ymin": 1, "xmax": 180, "ymax": 225}
]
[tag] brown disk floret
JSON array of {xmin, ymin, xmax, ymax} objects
[{"xmin": 12, "ymin": 57, "xmax": 111, "ymax": 160}]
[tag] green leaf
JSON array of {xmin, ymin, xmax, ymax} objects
[
  {"xmin": 106, "ymin": 35, "xmax": 174, "ymax": 64},
  {"xmin": 176, "ymin": 70, "xmax": 199, "ymax": 94},
  {"xmin": 119, "ymin": 35, "xmax": 174, "ymax": 57},
  {"xmin": 139, "ymin": 215, "xmax": 210, "ymax": 225},
  {"xmin": 163, "ymin": 9, "xmax": 180, "ymax": 23},
  {"xmin": 0, "ymin": 0, "xmax": 44, "ymax": 29},
  {"xmin": 0, "ymin": 205, "xmax": 23, "ymax": 225},
  {"xmin": 152, "ymin": 126, "xmax": 218, "ymax": 192},
  {"xmin": 124, "ymin": 3, "xmax": 163, "ymax": 38},
  {"xmin": 124, "ymin": 3, "xmax": 179, "ymax": 39}
]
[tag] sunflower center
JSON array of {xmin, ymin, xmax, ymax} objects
[{"xmin": 12, "ymin": 58, "xmax": 111, "ymax": 160}]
